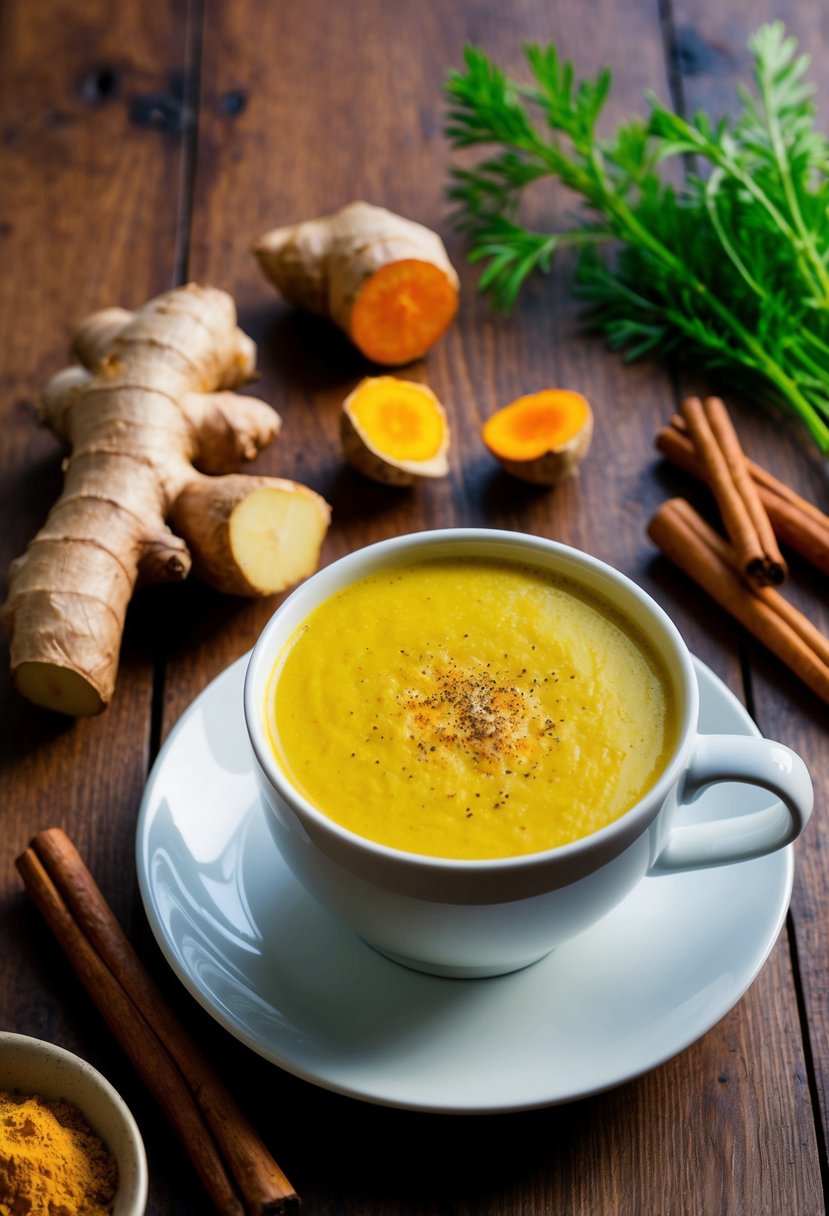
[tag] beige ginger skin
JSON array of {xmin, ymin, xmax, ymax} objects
[
  {"xmin": 3, "ymin": 283, "xmax": 331, "ymax": 716},
  {"xmin": 253, "ymin": 201, "xmax": 460, "ymax": 366}
]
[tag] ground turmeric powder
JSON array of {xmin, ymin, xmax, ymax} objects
[{"xmin": 0, "ymin": 1090, "xmax": 117, "ymax": 1215}]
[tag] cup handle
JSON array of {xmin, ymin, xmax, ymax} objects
[{"xmin": 650, "ymin": 734, "xmax": 813, "ymax": 873}]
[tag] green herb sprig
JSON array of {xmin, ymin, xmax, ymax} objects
[{"xmin": 445, "ymin": 22, "xmax": 829, "ymax": 454}]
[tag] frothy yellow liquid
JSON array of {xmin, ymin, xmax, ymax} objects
[{"xmin": 267, "ymin": 557, "xmax": 677, "ymax": 859}]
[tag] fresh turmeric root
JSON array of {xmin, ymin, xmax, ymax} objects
[
  {"xmin": 3, "ymin": 284, "xmax": 331, "ymax": 716},
  {"xmin": 253, "ymin": 202, "xmax": 460, "ymax": 366},
  {"xmin": 482, "ymin": 389, "xmax": 594, "ymax": 485},
  {"xmin": 341, "ymin": 376, "xmax": 450, "ymax": 485}
]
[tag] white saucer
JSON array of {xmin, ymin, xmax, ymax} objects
[{"xmin": 136, "ymin": 654, "xmax": 793, "ymax": 1114}]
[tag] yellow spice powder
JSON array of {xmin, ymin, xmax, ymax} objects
[{"xmin": 0, "ymin": 1090, "xmax": 118, "ymax": 1216}]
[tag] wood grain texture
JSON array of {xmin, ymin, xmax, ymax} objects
[
  {"xmin": 0, "ymin": 0, "xmax": 826, "ymax": 1213},
  {"xmin": 670, "ymin": 0, "xmax": 829, "ymax": 1183},
  {"xmin": 0, "ymin": 3, "xmax": 189, "ymax": 867},
  {"xmin": 169, "ymin": 0, "xmax": 687, "ymax": 719},
  {"xmin": 0, "ymin": 1, "xmax": 198, "ymax": 1209}
]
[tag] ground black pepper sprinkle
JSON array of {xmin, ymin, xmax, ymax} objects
[{"xmin": 402, "ymin": 664, "xmax": 542, "ymax": 764}]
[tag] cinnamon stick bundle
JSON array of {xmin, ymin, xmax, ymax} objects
[
  {"xmin": 648, "ymin": 498, "xmax": 829, "ymax": 704},
  {"xmin": 16, "ymin": 829, "xmax": 299, "ymax": 1216},
  {"xmin": 679, "ymin": 396, "xmax": 787, "ymax": 587},
  {"xmin": 655, "ymin": 417, "xmax": 829, "ymax": 576}
]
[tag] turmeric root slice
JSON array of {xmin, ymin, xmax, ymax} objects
[
  {"xmin": 483, "ymin": 389, "xmax": 594, "ymax": 486},
  {"xmin": 253, "ymin": 202, "xmax": 460, "ymax": 366},
  {"xmin": 341, "ymin": 376, "xmax": 450, "ymax": 485},
  {"xmin": 348, "ymin": 258, "xmax": 459, "ymax": 366}
]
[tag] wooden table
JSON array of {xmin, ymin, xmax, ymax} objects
[{"xmin": 2, "ymin": 2, "xmax": 827, "ymax": 1212}]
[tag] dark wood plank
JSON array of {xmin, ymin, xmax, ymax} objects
[
  {"xmin": 169, "ymin": 0, "xmax": 710, "ymax": 713},
  {"xmin": 0, "ymin": 1, "xmax": 199, "ymax": 1210},
  {"xmin": 152, "ymin": 1, "xmax": 822, "ymax": 1214},
  {"xmin": 0, "ymin": 1, "xmax": 192, "ymax": 917},
  {"xmin": 1, "ymin": 1, "xmax": 824, "ymax": 1214},
  {"xmin": 669, "ymin": 0, "xmax": 829, "ymax": 1173}
]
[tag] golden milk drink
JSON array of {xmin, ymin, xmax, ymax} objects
[{"xmin": 267, "ymin": 556, "xmax": 677, "ymax": 860}]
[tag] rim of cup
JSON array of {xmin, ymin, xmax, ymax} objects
[{"xmin": 244, "ymin": 528, "xmax": 699, "ymax": 874}]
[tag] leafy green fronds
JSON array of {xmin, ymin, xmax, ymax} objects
[
  {"xmin": 523, "ymin": 42, "xmax": 611, "ymax": 154},
  {"xmin": 445, "ymin": 47, "xmax": 544, "ymax": 151},
  {"xmin": 444, "ymin": 23, "xmax": 829, "ymax": 454},
  {"xmin": 465, "ymin": 216, "xmax": 610, "ymax": 312}
]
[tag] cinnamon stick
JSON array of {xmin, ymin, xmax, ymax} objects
[
  {"xmin": 15, "ymin": 847, "xmax": 246, "ymax": 1216},
  {"xmin": 665, "ymin": 498, "xmax": 829, "ymax": 669},
  {"xmin": 16, "ymin": 832, "xmax": 299, "ymax": 1216},
  {"xmin": 680, "ymin": 396, "xmax": 787, "ymax": 587},
  {"xmin": 655, "ymin": 420, "xmax": 829, "ymax": 575},
  {"xmin": 648, "ymin": 498, "xmax": 829, "ymax": 704}
]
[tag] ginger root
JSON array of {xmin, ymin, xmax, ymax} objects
[
  {"xmin": 3, "ymin": 284, "xmax": 331, "ymax": 716},
  {"xmin": 341, "ymin": 376, "xmax": 450, "ymax": 485},
  {"xmin": 482, "ymin": 390, "xmax": 594, "ymax": 485},
  {"xmin": 253, "ymin": 202, "xmax": 459, "ymax": 366}
]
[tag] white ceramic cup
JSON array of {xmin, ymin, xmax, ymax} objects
[{"xmin": 244, "ymin": 528, "xmax": 813, "ymax": 978}]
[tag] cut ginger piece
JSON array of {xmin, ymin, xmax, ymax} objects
[
  {"xmin": 253, "ymin": 202, "xmax": 459, "ymax": 366},
  {"xmin": 171, "ymin": 476, "xmax": 331, "ymax": 596},
  {"xmin": 15, "ymin": 661, "xmax": 113, "ymax": 718},
  {"xmin": 230, "ymin": 484, "xmax": 330, "ymax": 593},
  {"xmin": 483, "ymin": 389, "xmax": 594, "ymax": 486},
  {"xmin": 3, "ymin": 285, "xmax": 332, "ymax": 715},
  {"xmin": 341, "ymin": 376, "xmax": 450, "ymax": 485}
]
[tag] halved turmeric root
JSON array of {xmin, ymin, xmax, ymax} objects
[
  {"xmin": 253, "ymin": 202, "xmax": 459, "ymax": 366},
  {"xmin": 482, "ymin": 390, "xmax": 593, "ymax": 485},
  {"xmin": 341, "ymin": 376, "xmax": 450, "ymax": 485}
]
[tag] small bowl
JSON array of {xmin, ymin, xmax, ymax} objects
[{"xmin": 0, "ymin": 1032, "xmax": 148, "ymax": 1215}]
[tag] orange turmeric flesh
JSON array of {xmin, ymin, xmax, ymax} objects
[
  {"xmin": 349, "ymin": 259, "xmax": 459, "ymax": 365},
  {"xmin": 483, "ymin": 390, "xmax": 591, "ymax": 460},
  {"xmin": 347, "ymin": 377, "xmax": 446, "ymax": 462}
]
